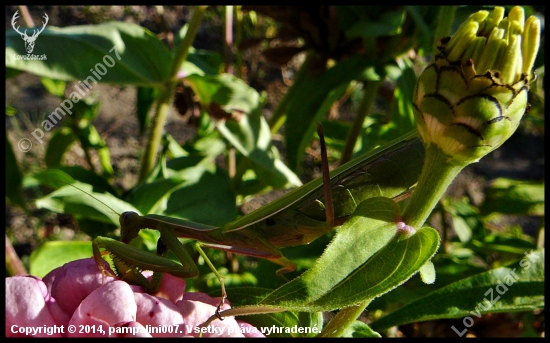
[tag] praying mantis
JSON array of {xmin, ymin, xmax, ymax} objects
[{"xmin": 91, "ymin": 127, "xmax": 425, "ymax": 306}]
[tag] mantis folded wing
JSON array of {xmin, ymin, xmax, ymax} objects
[{"xmin": 93, "ymin": 129, "xmax": 425, "ymax": 302}]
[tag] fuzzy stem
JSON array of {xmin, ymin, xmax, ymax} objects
[
  {"xmin": 318, "ymin": 300, "xmax": 371, "ymax": 337},
  {"xmin": 402, "ymin": 143, "xmax": 464, "ymax": 229}
]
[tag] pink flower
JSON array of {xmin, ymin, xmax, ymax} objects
[{"xmin": 5, "ymin": 258, "xmax": 264, "ymax": 338}]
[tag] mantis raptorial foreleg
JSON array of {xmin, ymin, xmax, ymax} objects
[
  {"xmin": 92, "ymin": 235, "xmax": 197, "ymax": 294},
  {"xmin": 93, "ymin": 223, "xmax": 231, "ymax": 314}
]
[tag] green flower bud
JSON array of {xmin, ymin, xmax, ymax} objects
[{"xmin": 413, "ymin": 6, "xmax": 540, "ymax": 165}]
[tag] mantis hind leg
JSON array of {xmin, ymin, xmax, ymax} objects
[
  {"xmin": 194, "ymin": 242, "xmax": 228, "ymax": 319},
  {"xmin": 272, "ymin": 256, "xmax": 297, "ymax": 281}
]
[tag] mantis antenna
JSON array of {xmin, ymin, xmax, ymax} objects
[{"xmin": 59, "ymin": 180, "xmax": 121, "ymax": 217}]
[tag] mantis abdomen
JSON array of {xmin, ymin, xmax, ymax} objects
[{"xmin": 251, "ymin": 133, "xmax": 425, "ymax": 247}]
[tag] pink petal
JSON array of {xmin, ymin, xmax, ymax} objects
[
  {"xmin": 175, "ymin": 299, "xmax": 245, "ymax": 337},
  {"xmin": 68, "ymin": 280, "xmax": 137, "ymax": 337},
  {"xmin": 134, "ymin": 292, "xmax": 186, "ymax": 337},
  {"xmin": 42, "ymin": 265, "xmax": 61, "ymax": 293},
  {"xmin": 152, "ymin": 273, "xmax": 186, "ymax": 303},
  {"xmin": 5, "ymin": 276, "xmax": 61, "ymax": 337},
  {"xmin": 50, "ymin": 258, "xmax": 117, "ymax": 316},
  {"xmin": 44, "ymin": 295, "xmax": 71, "ymax": 328},
  {"xmin": 182, "ymin": 291, "xmax": 230, "ymax": 311}
]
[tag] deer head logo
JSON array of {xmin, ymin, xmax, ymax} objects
[{"xmin": 11, "ymin": 10, "xmax": 49, "ymax": 54}]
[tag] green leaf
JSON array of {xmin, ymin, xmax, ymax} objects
[
  {"xmin": 370, "ymin": 249, "xmax": 545, "ymax": 331},
  {"xmin": 341, "ymin": 321, "xmax": 381, "ymax": 338},
  {"xmin": 6, "ymin": 22, "xmax": 171, "ymax": 85},
  {"xmin": 283, "ymin": 54, "xmax": 373, "ymax": 170},
  {"xmin": 125, "ymin": 177, "xmax": 185, "ymax": 215},
  {"xmin": 345, "ymin": 9, "xmax": 406, "ymax": 38},
  {"xmin": 35, "ymin": 182, "xmax": 139, "ymax": 225},
  {"xmin": 253, "ymin": 197, "xmax": 440, "ymax": 311},
  {"xmin": 419, "ymin": 260, "xmax": 436, "ymax": 284},
  {"xmin": 182, "ymin": 49, "xmax": 223, "ymax": 76},
  {"xmin": 6, "ymin": 105, "xmax": 17, "ymax": 116},
  {"xmin": 451, "ymin": 214, "xmax": 472, "ymax": 243},
  {"xmin": 186, "ymin": 73, "xmax": 259, "ymax": 114},
  {"xmin": 366, "ymin": 255, "xmax": 487, "ymax": 313},
  {"xmin": 40, "ymin": 77, "xmax": 66, "ymax": 97},
  {"xmin": 164, "ymin": 162, "xmax": 237, "ymax": 226},
  {"xmin": 471, "ymin": 233, "xmax": 537, "ymax": 256},
  {"xmin": 29, "ymin": 241, "xmax": 93, "ymax": 278},
  {"xmin": 55, "ymin": 166, "xmax": 118, "ymax": 195},
  {"xmin": 186, "ymin": 73, "xmax": 301, "ymax": 189},
  {"xmin": 390, "ymin": 58, "xmax": 417, "ymax": 131},
  {"xmin": 76, "ymin": 124, "xmax": 114, "ymax": 177},
  {"xmin": 220, "ymin": 113, "xmax": 302, "ymax": 189},
  {"xmin": 44, "ymin": 127, "xmax": 76, "ymax": 168},
  {"xmin": 164, "ymin": 134, "xmax": 190, "ymax": 158},
  {"xmin": 480, "ymin": 178, "xmax": 545, "ymax": 216},
  {"xmin": 223, "ymin": 287, "xmax": 324, "ymax": 337},
  {"xmin": 31, "ymin": 169, "xmax": 75, "ymax": 189}
]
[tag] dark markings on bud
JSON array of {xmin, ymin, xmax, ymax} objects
[
  {"xmin": 508, "ymin": 85, "xmax": 529, "ymax": 109},
  {"xmin": 448, "ymin": 60, "xmax": 462, "ymax": 66},
  {"xmin": 456, "ymin": 93, "xmax": 503, "ymax": 118},
  {"xmin": 438, "ymin": 36, "xmax": 451, "ymax": 47},
  {"xmin": 525, "ymin": 103, "xmax": 531, "ymax": 114},
  {"xmin": 488, "ymin": 83, "xmax": 516, "ymax": 94},
  {"xmin": 424, "ymin": 92, "xmax": 455, "ymax": 116},
  {"xmin": 438, "ymin": 66, "xmax": 468, "ymax": 90},
  {"xmin": 513, "ymin": 72, "xmax": 529, "ymax": 86},
  {"xmin": 467, "ymin": 143, "xmax": 492, "ymax": 148},
  {"xmin": 471, "ymin": 72, "xmax": 496, "ymax": 90},
  {"xmin": 413, "ymin": 102, "xmax": 424, "ymax": 121},
  {"xmin": 434, "ymin": 53, "xmax": 447, "ymax": 61},
  {"xmin": 449, "ymin": 122, "xmax": 485, "ymax": 140},
  {"xmin": 483, "ymin": 116, "xmax": 511, "ymax": 126}
]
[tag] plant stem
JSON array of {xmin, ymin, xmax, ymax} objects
[
  {"xmin": 234, "ymin": 6, "xmax": 243, "ymax": 79},
  {"xmin": 402, "ymin": 143, "xmax": 463, "ymax": 229},
  {"xmin": 170, "ymin": 6, "xmax": 207, "ymax": 79},
  {"xmin": 224, "ymin": 5, "xmax": 234, "ymax": 74},
  {"xmin": 139, "ymin": 6, "xmax": 207, "ymax": 183},
  {"xmin": 6, "ymin": 234, "xmax": 27, "ymax": 275},
  {"xmin": 318, "ymin": 300, "xmax": 371, "ymax": 337},
  {"xmin": 339, "ymin": 79, "xmax": 383, "ymax": 164}
]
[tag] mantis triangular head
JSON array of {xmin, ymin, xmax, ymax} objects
[{"xmin": 120, "ymin": 211, "xmax": 143, "ymax": 243}]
